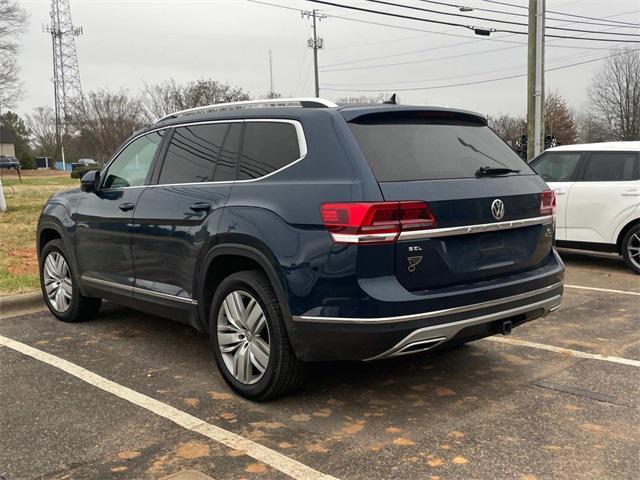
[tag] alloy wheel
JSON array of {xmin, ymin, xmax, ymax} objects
[
  {"xmin": 217, "ymin": 290, "xmax": 270, "ymax": 385},
  {"xmin": 43, "ymin": 252, "xmax": 73, "ymax": 313},
  {"xmin": 628, "ymin": 232, "xmax": 640, "ymax": 270}
]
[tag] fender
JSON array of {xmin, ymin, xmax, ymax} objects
[
  {"xmin": 37, "ymin": 213, "xmax": 90, "ymax": 298},
  {"xmin": 196, "ymin": 242, "xmax": 291, "ymax": 332}
]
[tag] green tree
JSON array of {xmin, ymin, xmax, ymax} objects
[{"xmin": 0, "ymin": 110, "xmax": 32, "ymax": 160}]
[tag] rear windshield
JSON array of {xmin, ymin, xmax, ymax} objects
[{"xmin": 349, "ymin": 115, "xmax": 533, "ymax": 181}]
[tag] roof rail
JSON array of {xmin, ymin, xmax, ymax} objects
[{"xmin": 156, "ymin": 97, "xmax": 338, "ymax": 123}]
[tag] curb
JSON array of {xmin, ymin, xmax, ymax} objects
[{"xmin": 0, "ymin": 292, "xmax": 46, "ymax": 319}]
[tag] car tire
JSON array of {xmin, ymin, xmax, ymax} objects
[
  {"xmin": 209, "ymin": 269, "xmax": 304, "ymax": 400},
  {"xmin": 39, "ymin": 239, "xmax": 102, "ymax": 322},
  {"xmin": 621, "ymin": 226, "xmax": 640, "ymax": 274}
]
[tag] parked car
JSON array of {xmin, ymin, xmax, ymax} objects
[
  {"xmin": 71, "ymin": 158, "xmax": 97, "ymax": 171},
  {"xmin": 531, "ymin": 142, "xmax": 640, "ymax": 273},
  {"xmin": 0, "ymin": 155, "xmax": 21, "ymax": 170},
  {"xmin": 37, "ymin": 98, "xmax": 564, "ymax": 399}
]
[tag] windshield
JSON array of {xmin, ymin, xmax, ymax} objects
[{"xmin": 349, "ymin": 116, "xmax": 533, "ymax": 181}]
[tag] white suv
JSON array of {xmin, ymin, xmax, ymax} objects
[{"xmin": 531, "ymin": 142, "xmax": 640, "ymax": 274}]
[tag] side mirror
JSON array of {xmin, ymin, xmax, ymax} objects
[{"xmin": 80, "ymin": 170, "xmax": 100, "ymax": 193}]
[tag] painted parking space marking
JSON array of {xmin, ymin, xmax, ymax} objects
[
  {"xmin": 565, "ymin": 284, "xmax": 640, "ymax": 296},
  {"xmin": 0, "ymin": 334, "xmax": 339, "ymax": 480},
  {"xmin": 486, "ymin": 336, "xmax": 640, "ymax": 368}
]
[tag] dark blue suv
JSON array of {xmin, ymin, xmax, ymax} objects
[{"xmin": 37, "ymin": 98, "xmax": 564, "ymax": 399}]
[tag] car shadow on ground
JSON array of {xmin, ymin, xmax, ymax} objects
[
  {"xmin": 93, "ymin": 302, "xmax": 548, "ymax": 410},
  {"xmin": 558, "ymin": 248, "xmax": 631, "ymax": 274}
]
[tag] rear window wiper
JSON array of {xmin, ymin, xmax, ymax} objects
[{"xmin": 475, "ymin": 166, "xmax": 521, "ymax": 177}]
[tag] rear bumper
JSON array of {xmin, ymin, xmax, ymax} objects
[{"xmin": 286, "ymin": 251, "xmax": 564, "ymax": 361}]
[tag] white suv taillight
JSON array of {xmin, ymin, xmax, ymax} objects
[
  {"xmin": 320, "ymin": 201, "xmax": 436, "ymax": 244},
  {"xmin": 540, "ymin": 190, "xmax": 556, "ymax": 216}
]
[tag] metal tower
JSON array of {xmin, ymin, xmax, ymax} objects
[{"xmin": 43, "ymin": 0, "xmax": 83, "ymax": 167}]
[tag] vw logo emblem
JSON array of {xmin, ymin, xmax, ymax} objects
[{"xmin": 491, "ymin": 199, "xmax": 505, "ymax": 220}]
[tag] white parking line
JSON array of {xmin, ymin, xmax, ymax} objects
[
  {"xmin": 565, "ymin": 284, "xmax": 640, "ymax": 296},
  {"xmin": 0, "ymin": 334, "xmax": 339, "ymax": 480},
  {"xmin": 486, "ymin": 336, "xmax": 640, "ymax": 368}
]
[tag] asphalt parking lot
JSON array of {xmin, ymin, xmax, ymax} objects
[{"xmin": 1, "ymin": 249, "xmax": 639, "ymax": 480}]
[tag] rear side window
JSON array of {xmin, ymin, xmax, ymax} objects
[
  {"xmin": 158, "ymin": 123, "xmax": 240, "ymax": 184},
  {"xmin": 238, "ymin": 122, "xmax": 301, "ymax": 180},
  {"xmin": 581, "ymin": 152, "xmax": 639, "ymax": 181},
  {"xmin": 532, "ymin": 152, "xmax": 582, "ymax": 182},
  {"xmin": 349, "ymin": 116, "xmax": 533, "ymax": 181}
]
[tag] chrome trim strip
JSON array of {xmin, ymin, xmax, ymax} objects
[
  {"xmin": 398, "ymin": 215, "xmax": 554, "ymax": 241},
  {"xmin": 157, "ymin": 97, "xmax": 338, "ymax": 122},
  {"xmin": 293, "ymin": 281, "xmax": 563, "ymax": 324},
  {"xmin": 365, "ymin": 295, "xmax": 561, "ymax": 361},
  {"xmin": 330, "ymin": 232, "xmax": 398, "ymax": 243},
  {"xmin": 100, "ymin": 119, "xmax": 308, "ymax": 190},
  {"xmin": 81, "ymin": 276, "xmax": 198, "ymax": 305}
]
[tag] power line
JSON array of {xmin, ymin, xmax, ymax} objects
[
  {"xmin": 306, "ymin": 0, "xmax": 640, "ymax": 43},
  {"xmin": 321, "ymin": 49, "xmax": 639, "ymax": 92},
  {"xmin": 480, "ymin": 0, "xmax": 640, "ymax": 27},
  {"xmin": 417, "ymin": 0, "xmax": 640, "ymax": 29},
  {"xmin": 362, "ymin": 0, "xmax": 640, "ymax": 37}
]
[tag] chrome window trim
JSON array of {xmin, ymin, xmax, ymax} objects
[
  {"xmin": 292, "ymin": 281, "xmax": 563, "ymax": 324},
  {"xmin": 81, "ymin": 275, "xmax": 198, "ymax": 305},
  {"xmin": 100, "ymin": 119, "xmax": 308, "ymax": 190},
  {"xmin": 397, "ymin": 215, "xmax": 554, "ymax": 241}
]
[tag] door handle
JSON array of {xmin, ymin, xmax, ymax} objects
[
  {"xmin": 189, "ymin": 202, "xmax": 211, "ymax": 212},
  {"xmin": 621, "ymin": 189, "xmax": 640, "ymax": 197},
  {"xmin": 554, "ymin": 189, "xmax": 567, "ymax": 195},
  {"xmin": 119, "ymin": 203, "xmax": 135, "ymax": 212}
]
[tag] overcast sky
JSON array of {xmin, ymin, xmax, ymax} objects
[{"xmin": 15, "ymin": 0, "xmax": 640, "ymax": 120}]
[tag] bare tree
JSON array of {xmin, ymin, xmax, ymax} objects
[
  {"xmin": 27, "ymin": 107, "xmax": 58, "ymax": 159},
  {"xmin": 488, "ymin": 113, "xmax": 525, "ymax": 146},
  {"xmin": 141, "ymin": 78, "xmax": 250, "ymax": 122},
  {"xmin": 71, "ymin": 90, "xmax": 145, "ymax": 164},
  {"xmin": 574, "ymin": 109, "xmax": 612, "ymax": 144},
  {"xmin": 545, "ymin": 92, "xmax": 577, "ymax": 145},
  {"xmin": 337, "ymin": 93, "xmax": 391, "ymax": 104},
  {"xmin": 0, "ymin": 0, "xmax": 28, "ymax": 108},
  {"xmin": 588, "ymin": 48, "xmax": 640, "ymax": 141}
]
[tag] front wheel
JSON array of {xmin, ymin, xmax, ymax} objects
[
  {"xmin": 39, "ymin": 239, "xmax": 102, "ymax": 322},
  {"xmin": 209, "ymin": 270, "xmax": 304, "ymax": 400},
  {"xmin": 621, "ymin": 226, "xmax": 640, "ymax": 274}
]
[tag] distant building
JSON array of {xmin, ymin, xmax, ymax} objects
[{"xmin": 0, "ymin": 125, "xmax": 17, "ymax": 157}]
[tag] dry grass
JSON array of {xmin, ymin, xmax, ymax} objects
[{"xmin": 0, "ymin": 171, "xmax": 78, "ymax": 295}]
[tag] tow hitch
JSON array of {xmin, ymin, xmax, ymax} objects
[{"xmin": 501, "ymin": 320, "xmax": 513, "ymax": 335}]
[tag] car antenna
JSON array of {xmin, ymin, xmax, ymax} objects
[{"xmin": 383, "ymin": 93, "xmax": 397, "ymax": 105}]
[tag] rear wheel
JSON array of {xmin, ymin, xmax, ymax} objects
[
  {"xmin": 39, "ymin": 239, "xmax": 102, "ymax": 322},
  {"xmin": 621, "ymin": 226, "xmax": 640, "ymax": 274},
  {"xmin": 209, "ymin": 270, "xmax": 304, "ymax": 400}
]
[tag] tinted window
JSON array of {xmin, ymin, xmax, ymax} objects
[
  {"xmin": 532, "ymin": 152, "xmax": 582, "ymax": 182},
  {"xmin": 349, "ymin": 117, "xmax": 532, "ymax": 181},
  {"xmin": 103, "ymin": 132, "xmax": 163, "ymax": 189},
  {"xmin": 581, "ymin": 152, "xmax": 639, "ymax": 181},
  {"xmin": 159, "ymin": 123, "xmax": 239, "ymax": 184},
  {"xmin": 238, "ymin": 122, "xmax": 301, "ymax": 180}
]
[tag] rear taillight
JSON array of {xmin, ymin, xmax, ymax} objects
[
  {"xmin": 540, "ymin": 190, "xmax": 556, "ymax": 216},
  {"xmin": 320, "ymin": 201, "xmax": 436, "ymax": 244}
]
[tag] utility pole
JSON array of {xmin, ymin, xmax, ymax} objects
[
  {"xmin": 302, "ymin": 9, "xmax": 326, "ymax": 98},
  {"xmin": 527, "ymin": 0, "xmax": 545, "ymax": 160},
  {"xmin": 268, "ymin": 50, "xmax": 274, "ymax": 97},
  {"xmin": 0, "ymin": 92, "xmax": 6, "ymax": 212}
]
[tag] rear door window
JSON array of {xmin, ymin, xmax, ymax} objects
[
  {"xmin": 238, "ymin": 122, "xmax": 301, "ymax": 180},
  {"xmin": 158, "ymin": 123, "xmax": 240, "ymax": 184},
  {"xmin": 531, "ymin": 152, "xmax": 582, "ymax": 182},
  {"xmin": 580, "ymin": 152, "xmax": 639, "ymax": 181},
  {"xmin": 349, "ymin": 115, "xmax": 533, "ymax": 181}
]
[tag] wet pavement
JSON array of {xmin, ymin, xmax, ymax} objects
[{"xmin": 1, "ymin": 249, "xmax": 638, "ymax": 480}]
